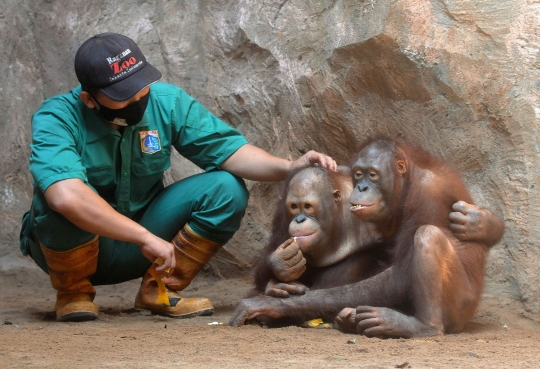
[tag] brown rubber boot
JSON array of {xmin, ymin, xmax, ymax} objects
[
  {"xmin": 166, "ymin": 223, "xmax": 224, "ymax": 291},
  {"xmin": 40, "ymin": 236, "xmax": 99, "ymax": 322},
  {"xmin": 134, "ymin": 223, "xmax": 223, "ymax": 318},
  {"xmin": 134, "ymin": 270, "xmax": 215, "ymax": 318}
]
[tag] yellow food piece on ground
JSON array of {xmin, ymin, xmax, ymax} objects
[{"xmin": 302, "ymin": 318, "xmax": 323, "ymax": 327}]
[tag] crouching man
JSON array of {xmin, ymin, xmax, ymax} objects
[{"xmin": 19, "ymin": 32, "xmax": 336, "ymax": 322}]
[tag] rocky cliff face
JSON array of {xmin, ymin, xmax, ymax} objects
[{"xmin": 1, "ymin": 0, "xmax": 538, "ymax": 314}]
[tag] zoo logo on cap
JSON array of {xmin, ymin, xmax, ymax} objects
[
  {"xmin": 139, "ymin": 130, "xmax": 161, "ymax": 154},
  {"xmin": 106, "ymin": 48, "xmax": 144, "ymax": 83}
]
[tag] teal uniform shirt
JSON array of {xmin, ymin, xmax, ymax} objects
[{"xmin": 23, "ymin": 82, "xmax": 248, "ymax": 256}]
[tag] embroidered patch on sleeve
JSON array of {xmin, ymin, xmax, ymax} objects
[{"xmin": 139, "ymin": 130, "xmax": 162, "ymax": 154}]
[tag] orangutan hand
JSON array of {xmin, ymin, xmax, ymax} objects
[
  {"xmin": 264, "ymin": 278, "xmax": 308, "ymax": 298},
  {"xmin": 449, "ymin": 201, "xmax": 504, "ymax": 246},
  {"xmin": 229, "ymin": 295, "xmax": 283, "ymax": 327},
  {"xmin": 269, "ymin": 239, "xmax": 307, "ymax": 282}
]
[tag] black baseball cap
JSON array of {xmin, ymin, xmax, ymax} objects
[{"xmin": 74, "ymin": 32, "xmax": 162, "ymax": 102}]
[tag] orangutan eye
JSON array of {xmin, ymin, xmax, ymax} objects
[
  {"xmin": 354, "ymin": 170, "xmax": 363, "ymax": 181},
  {"xmin": 369, "ymin": 171, "xmax": 380, "ymax": 181}
]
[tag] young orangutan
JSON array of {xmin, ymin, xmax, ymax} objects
[{"xmin": 249, "ymin": 166, "xmax": 387, "ymax": 326}]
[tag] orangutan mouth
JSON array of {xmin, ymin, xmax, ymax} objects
[{"xmin": 350, "ymin": 204, "xmax": 373, "ymax": 212}]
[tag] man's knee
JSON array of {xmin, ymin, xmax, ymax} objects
[{"xmin": 211, "ymin": 171, "xmax": 249, "ymax": 212}]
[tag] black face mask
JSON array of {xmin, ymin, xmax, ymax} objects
[{"xmin": 91, "ymin": 91, "xmax": 150, "ymax": 127}]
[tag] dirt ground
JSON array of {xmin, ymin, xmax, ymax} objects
[{"xmin": 1, "ymin": 259, "xmax": 539, "ymax": 369}]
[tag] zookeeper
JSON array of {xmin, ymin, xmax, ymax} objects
[{"xmin": 19, "ymin": 32, "xmax": 337, "ymax": 322}]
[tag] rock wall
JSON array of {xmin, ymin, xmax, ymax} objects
[{"xmin": 1, "ymin": 0, "xmax": 538, "ymax": 314}]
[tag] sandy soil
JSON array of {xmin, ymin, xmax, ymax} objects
[{"xmin": 1, "ymin": 258, "xmax": 540, "ymax": 369}]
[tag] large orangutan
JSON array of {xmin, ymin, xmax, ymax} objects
[{"xmin": 231, "ymin": 137, "xmax": 504, "ymax": 338}]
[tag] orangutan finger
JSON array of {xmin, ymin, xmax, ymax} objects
[
  {"xmin": 277, "ymin": 238, "xmax": 295, "ymax": 250},
  {"xmin": 280, "ymin": 283, "xmax": 307, "ymax": 295},
  {"xmin": 451, "ymin": 200, "xmax": 469, "ymax": 214},
  {"xmin": 362, "ymin": 326, "xmax": 385, "ymax": 337},
  {"xmin": 279, "ymin": 242, "xmax": 301, "ymax": 259},
  {"xmin": 355, "ymin": 305, "xmax": 376, "ymax": 313},
  {"xmin": 449, "ymin": 211, "xmax": 468, "ymax": 225},
  {"xmin": 267, "ymin": 288, "xmax": 290, "ymax": 298},
  {"xmin": 285, "ymin": 251, "xmax": 305, "ymax": 266},
  {"xmin": 448, "ymin": 222, "xmax": 466, "ymax": 232},
  {"xmin": 354, "ymin": 311, "xmax": 377, "ymax": 322},
  {"xmin": 355, "ymin": 317, "xmax": 380, "ymax": 334}
]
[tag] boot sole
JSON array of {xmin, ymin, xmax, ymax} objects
[
  {"xmin": 57, "ymin": 311, "xmax": 98, "ymax": 322},
  {"xmin": 134, "ymin": 305, "xmax": 214, "ymax": 319}
]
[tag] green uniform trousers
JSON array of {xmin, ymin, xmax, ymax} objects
[{"xmin": 20, "ymin": 171, "xmax": 248, "ymax": 285}]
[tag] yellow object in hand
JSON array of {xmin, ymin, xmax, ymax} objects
[{"xmin": 149, "ymin": 257, "xmax": 170, "ymax": 307}]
